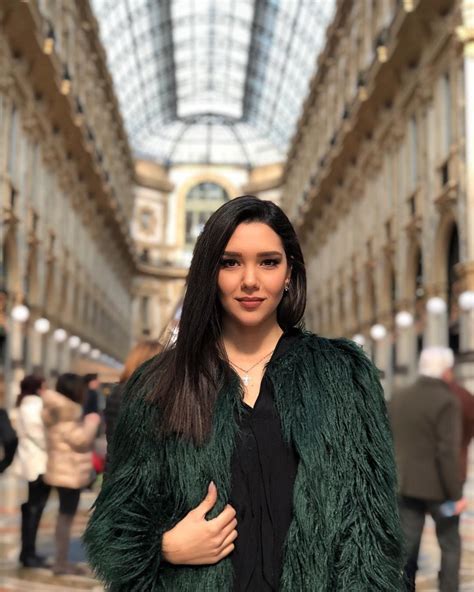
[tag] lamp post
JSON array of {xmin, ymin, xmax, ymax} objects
[{"xmin": 425, "ymin": 296, "xmax": 448, "ymax": 347}]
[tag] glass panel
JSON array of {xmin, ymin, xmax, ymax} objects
[{"xmin": 91, "ymin": 0, "xmax": 336, "ymax": 166}]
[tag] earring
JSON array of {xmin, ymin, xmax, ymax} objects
[{"xmin": 284, "ymin": 284, "xmax": 289, "ymax": 293}]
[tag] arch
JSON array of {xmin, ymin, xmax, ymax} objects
[{"xmin": 175, "ymin": 171, "xmax": 240, "ymax": 247}]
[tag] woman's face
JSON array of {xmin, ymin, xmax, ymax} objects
[{"xmin": 217, "ymin": 222, "xmax": 291, "ymax": 329}]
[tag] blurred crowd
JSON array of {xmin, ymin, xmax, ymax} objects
[
  {"xmin": 0, "ymin": 339, "xmax": 162, "ymax": 576},
  {"xmin": 0, "ymin": 341, "xmax": 473, "ymax": 589}
]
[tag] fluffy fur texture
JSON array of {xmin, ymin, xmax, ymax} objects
[{"xmin": 83, "ymin": 333, "xmax": 405, "ymax": 591}]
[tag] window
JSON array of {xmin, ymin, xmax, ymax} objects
[{"xmin": 185, "ymin": 182, "xmax": 229, "ymax": 244}]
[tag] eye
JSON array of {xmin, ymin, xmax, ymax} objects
[
  {"xmin": 220, "ymin": 258, "xmax": 239, "ymax": 268},
  {"xmin": 261, "ymin": 258, "xmax": 280, "ymax": 267}
]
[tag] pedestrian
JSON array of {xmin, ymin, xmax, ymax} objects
[
  {"xmin": 0, "ymin": 407, "xmax": 17, "ymax": 474},
  {"xmin": 103, "ymin": 340, "xmax": 163, "ymax": 475},
  {"xmin": 42, "ymin": 373, "xmax": 100, "ymax": 575},
  {"xmin": 82, "ymin": 373, "xmax": 100, "ymax": 416},
  {"xmin": 10, "ymin": 375, "xmax": 50, "ymax": 567},
  {"xmin": 84, "ymin": 196, "xmax": 404, "ymax": 591},
  {"xmin": 390, "ymin": 346, "xmax": 466, "ymax": 592},
  {"xmin": 445, "ymin": 366, "xmax": 474, "ymax": 485}
]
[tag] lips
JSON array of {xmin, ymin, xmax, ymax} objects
[{"xmin": 236, "ymin": 297, "xmax": 265, "ymax": 310}]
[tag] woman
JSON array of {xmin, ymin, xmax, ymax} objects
[
  {"xmin": 42, "ymin": 373, "xmax": 100, "ymax": 575},
  {"xmin": 103, "ymin": 339, "xmax": 163, "ymax": 469},
  {"xmin": 84, "ymin": 196, "xmax": 404, "ymax": 591},
  {"xmin": 10, "ymin": 375, "xmax": 49, "ymax": 567}
]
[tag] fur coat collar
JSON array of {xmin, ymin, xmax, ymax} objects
[{"xmin": 84, "ymin": 332, "xmax": 404, "ymax": 591}]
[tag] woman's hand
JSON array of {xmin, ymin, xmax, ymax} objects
[{"xmin": 162, "ymin": 481, "xmax": 238, "ymax": 565}]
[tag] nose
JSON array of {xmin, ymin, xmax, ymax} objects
[{"xmin": 241, "ymin": 264, "xmax": 259, "ymax": 290}]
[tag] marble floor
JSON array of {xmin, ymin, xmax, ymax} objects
[{"xmin": 0, "ymin": 452, "xmax": 473, "ymax": 592}]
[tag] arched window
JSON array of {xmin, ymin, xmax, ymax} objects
[{"xmin": 185, "ymin": 182, "xmax": 229, "ymax": 244}]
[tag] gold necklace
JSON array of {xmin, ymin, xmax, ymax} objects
[{"xmin": 229, "ymin": 349, "xmax": 275, "ymax": 386}]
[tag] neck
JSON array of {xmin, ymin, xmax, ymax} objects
[{"xmin": 221, "ymin": 315, "xmax": 284, "ymax": 359}]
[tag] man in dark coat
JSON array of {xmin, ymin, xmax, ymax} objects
[
  {"xmin": 390, "ymin": 346, "xmax": 464, "ymax": 592},
  {"xmin": 445, "ymin": 371, "xmax": 474, "ymax": 484}
]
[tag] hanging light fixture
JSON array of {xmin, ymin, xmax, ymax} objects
[
  {"xmin": 60, "ymin": 66, "xmax": 71, "ymax": 95},
  {"xmin": 458, "ymin": 290, "xmax": 474, "ymax": 312},
  {"xmin": 90, "ymin": 348, "xmax": 101, "ymax": 359},
  {"xmin": 43, "ymin": 22, "xmax": 55, "ymax": 55},
  {"xmin": 426, "ymin": 297, "xmax": 447, "ymax": 315},
  {"xmin": 11, "ymin": 304, "xmax": 30, "ymax": 323},
  {"xmin": 395, "ymin": 311, "xmax": 414, "ymax": 328},
  {"xmin": 375, "ymin": 28, "xmax": 389, "ymax": 63},
  {"xmin": 370, "ymin": 324, "xmax": 387, "ymax": 341},
  {"xmin": 34, "ymin": 317, "xmax": 50, "ymax": 334},
  {"xmin": 53, "ymin": 328, "xmax": 68, "ymax": 343}
]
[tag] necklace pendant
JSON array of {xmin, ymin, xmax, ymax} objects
[{"xmin": 242, "ymin": 374, "xmax": 251, "ymax": 386}]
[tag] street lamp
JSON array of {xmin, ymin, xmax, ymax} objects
[
  {"xmin": 458, "ymin": 290, "xmax": 474, "ymax": 312},
  {"xmin": 426, "ymin": 297, "xmax": 447, "ymax": 315},
  {"xmin": 53, "ymin": 328, "xmax": 68, "ymax": 343},
  {"xmin": 370, "ymin": 324, "xmax": 387, "ymax": 341},
  {"xmin": 68, "ymin": 335, "xmax": 81, "ymax": 349},
  {"xmin": 395, "ymin": 311, "xmax": 414, "ymax": 328},
  {"xmin": 352, "ymin": 333, "xmax": 366, "ymax": 347},
  {"xmin": 11, "ymin": 304, "xmax": 30, "ymax": 323},
  {"xmin": 79, "ymin": 342, "xmax": 91, "ymax": 354},
  {"xmin": 34, "ymin": 317, "xmax": 50, "ymax": 334}
]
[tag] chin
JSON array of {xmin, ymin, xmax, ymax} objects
[{"xmin": 227, "ymin": 308, "xmax": 277, "ymax": 328}]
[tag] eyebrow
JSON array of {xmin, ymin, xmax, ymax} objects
[{"xmin": 222, "ymin": 251, "xmax": 283, "ymax": 257}]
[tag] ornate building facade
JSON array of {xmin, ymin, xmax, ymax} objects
[
  {"xmin": 0, "ymin": 1, "xmax": 136, "ymax": 405},
  {"xmin": 131, "ymin": 160, "xmax": 283, "ymax": 342},
  {"xmin": 283, "ymin": 0, "xmax": 474, "ymax": 394}
]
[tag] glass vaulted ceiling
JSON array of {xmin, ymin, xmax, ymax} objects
[{"xmin": 91, "ymin": 0, "xmax": 336, "ymax": 167}]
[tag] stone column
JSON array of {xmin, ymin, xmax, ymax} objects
[
  {"xmin": 7, "ymin": 317, "xmax": 26, "ymax": 408},
  {"xmin": 458, "ymin": 3, "xmax": 474, "ymax": 355}
]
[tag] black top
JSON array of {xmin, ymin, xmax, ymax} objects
[{"xmin": 230, "ymin": 329, "xmax": 300, "ymax": 591}]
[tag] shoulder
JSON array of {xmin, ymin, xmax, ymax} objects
[{"xmin": 299, "ymin": 332, "xmax": 377, "ymax": 374}]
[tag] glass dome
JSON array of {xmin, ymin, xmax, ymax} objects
[{"xmin": 91, "ymin": 0, "xmax": 336, "ymax": 167}]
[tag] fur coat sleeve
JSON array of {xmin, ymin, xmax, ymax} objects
[{"xmin": 83, "ymin": 361, "xmax": 176, "ymax": 591}]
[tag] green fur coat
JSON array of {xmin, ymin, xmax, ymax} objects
[{"xmin": 83, "ymin": 333, "xmax": 405, "ymax": 591}]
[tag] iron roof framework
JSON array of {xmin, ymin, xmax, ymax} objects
[{"xmin": 91, "ymin": 0, "xmax": 335, "ymax": 167}]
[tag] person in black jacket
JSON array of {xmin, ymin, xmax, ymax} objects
[
  {"xmin": 0, "ymin": 407, "xmax": 18, "ymax": 473},
  {"xmin": 83, "ymin": 373, "xmax": 100, "ymax": 416},
  {"xmin": 104, "ymin": 340, "xmax": 162, "ymax": 474}
]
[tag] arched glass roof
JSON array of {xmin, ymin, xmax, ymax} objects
[{"xmin": 91, "ymin": 0, "xmax": 336, "ymax": 167}]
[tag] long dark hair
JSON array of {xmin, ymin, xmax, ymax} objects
[
  {"xmin": 56, "ymin": 373, "xmax": 86, "ymax": 405},
  {"xmin": 16, "ymin": 375, "xmax": 45, "ymax": 407},
  {"xmin": 148, "ymin": 195, "xmax": 306, "ymax": 444}
]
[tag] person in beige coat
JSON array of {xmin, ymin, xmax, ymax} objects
[{"xmin": 42, "ymin": 373, "xmax": 100, "ymax": 575}]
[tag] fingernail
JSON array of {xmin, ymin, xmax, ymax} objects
[{"xmin": 208, "ymin": 480, "xmax": 215, "ymax": 491}]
